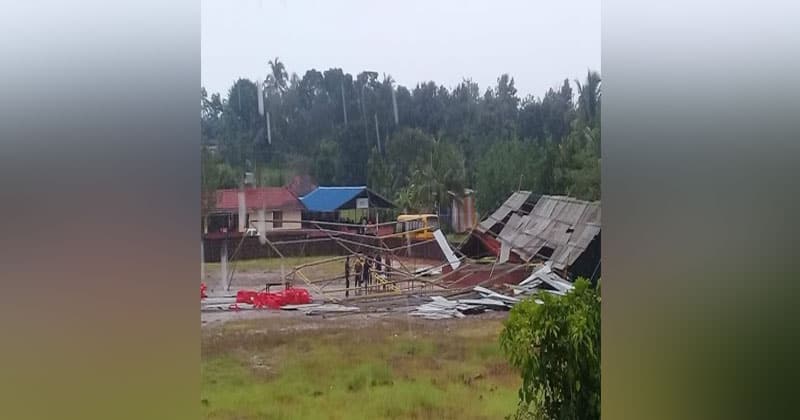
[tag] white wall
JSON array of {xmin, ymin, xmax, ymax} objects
[{"xmin": 247, "ymin": 209, "xmax": 302, "ymax": 230}]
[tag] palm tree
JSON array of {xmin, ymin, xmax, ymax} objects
[
  {"xmin": 575, "ymin": 71, "xmax": 601, "ymax": 125},
  {"xmin": 266, "ymin": 57, "xmax": 288, "ymax": 96},
  {"xmin": 408, "ymin": 140, "xmax": 466, "ymax": 213},
  {"xmin": 394, "ymin": 187, "xmax": 416, "ymax": 213}
]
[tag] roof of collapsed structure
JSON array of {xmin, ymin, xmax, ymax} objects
[{"xmin": 477, "ymin": 192, "xmax": 600, "ymax": 271}]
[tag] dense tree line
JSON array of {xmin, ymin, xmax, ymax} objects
[{"xmin": 202, "ymin": 59, "xmax": 600, "ymax": 214}]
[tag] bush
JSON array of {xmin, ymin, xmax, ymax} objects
[{"xmin": 500, "ymin": 278, "xmax": 601, "ymax": 419}]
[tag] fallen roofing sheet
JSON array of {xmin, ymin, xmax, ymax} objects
[
  {"xmin": 409, "ymin": 283, "xmax": 555, "ymax": 320},
  {"xmin": 280, "ymin": 303, "xmax": 361, "ymax": 315},
  {"xmin": 410, "ymin": 264, "xmax": 582, "ymax": 320},
  {"xmin": 513, "ymin": 263, "xmax": 574, "ymax": 296},
  {"xmin": 434, "ymin": 229, "xmax": 461, "ymax": 270},
  {"xmin": 303, "ymin": 304, "xmax": 360, "ymax": 315},
  {"xmin": 473, "ymin": 286, "xmax": 521, "ymax": 304}
]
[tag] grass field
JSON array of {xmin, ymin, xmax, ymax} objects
[{"xmin": 201, "ymin": 316, "xmax": 520, "ymax": 419}]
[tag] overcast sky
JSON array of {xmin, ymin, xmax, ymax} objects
[{"xmin": 202, "ymin": 0, "xmax": 599, "ymax": 99}]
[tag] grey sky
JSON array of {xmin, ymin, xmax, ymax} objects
[{"xmin": 202, "ymin": 0, "xmax": 599, "ymax": 99}]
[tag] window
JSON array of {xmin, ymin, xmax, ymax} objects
[
  {"xmin": 273, "ymin": 211, "xmax": 283, "ymax": 228},
  {"xmin": 207, "ymin": 212, "xmax": 235, "ymax": 233}
]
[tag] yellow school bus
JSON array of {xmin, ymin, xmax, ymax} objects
[{"xmin": 395, "ymin": 214, "xmax": 439, "ymax": 241}]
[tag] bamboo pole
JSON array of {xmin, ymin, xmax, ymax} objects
[{"xmin": 293, "ymin": 268, "xmax": 337, "ymax": 303}]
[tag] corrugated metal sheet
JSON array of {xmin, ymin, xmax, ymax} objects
[
  {"xmin": 478, "ymin": 191, "xmax": 532, "ymax": 232},
  {"xmin": 481, "ymin": 194, "xmax": 600, "ymax": 271},
  {"xmin": 300, "ymin": 186, "xmax": 365, "ymax": 212}
]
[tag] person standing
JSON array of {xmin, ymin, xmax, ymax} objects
[
  {"xmin": 374, "ymin": 254, "xmax": 383, "ymax": 290},
  {"xmin": 344, "ymin": 255, "xmax": 351, "ymax": 298},
  {"xmin": 384, "ymin": 254, "xmax": 391, "ymax": 279},
  {"xmin": 362, "ymin": 255, "xmax": 371, "ymax": 293},
  {"xmin": 353, "ymin": 256, "xmax": 363, "ymax": 296}
]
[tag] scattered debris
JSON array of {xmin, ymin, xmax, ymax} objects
[
  {"xmin": 433, "ymin": 229, "xmax": 461, "ymax": 270},
  {"xmin": 413, "ymin": 266, "xmax": 443, "ymax": 276},
  {"xmin": 302, "ymin": 304, "xmax": 360, "ymax": 316},
  {"xmin": 279, "ymin": 303, "xmax": 323, "ymax": 311},
  {"xmin": 472, "ymin": 286, "xmax": 521, "ymax": 304},
  {"xmin": 200, "ymin": 200, "xmax": 596, "ymax": 325},
  {"xmin": 281, "ymin": 303, "xmax": 360, "ymax": 315},
  {"xmin": 512, "ymin": 263, "xmax": 574, "ymax": 296},
  {"xmin": 409, "ymin": 264, "xmax": 576, "ymax": 319},
  {"xmin": 409, "ymin": 292, "xmax": 517, "ymax": 320},
  {"xmin": 201, "ymin": 297, "xmax": 238, "ymax": 305}
]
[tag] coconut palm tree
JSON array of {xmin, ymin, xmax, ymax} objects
[
  {"xmin": 575, "ymin": 71, "xmax": 601, "ymax": 125},
  {"xmin": 266, "ymin": 57, "xmax": 288, "ymax": 96},
  {"xmin": 407, "ymin": 139, "xmax": 466, "ymax": 213},
  {"xmin": 394, "ymin": 187, "xmax": 416, "ymax": 213}
]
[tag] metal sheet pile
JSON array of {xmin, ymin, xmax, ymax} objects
[
  {"xmin": 509, "ymin": 263, "xmax": 575, "ymax": 297},
  {"xmin": 409, "ymin": 263, "xmax": 574, "ymax": 320}
]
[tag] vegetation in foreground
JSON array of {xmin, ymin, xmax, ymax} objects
[
  {"xmin": 202, "ymin": 317, "xmax": 520, "ymax": 419},
  {"xmin": 501, "ymin": 279, "xmax": 601, "ymax": 419}
]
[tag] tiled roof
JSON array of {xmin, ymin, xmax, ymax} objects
[{"xmin": 215, "ymin": 187, "xmax": 304, "ymax": 211}]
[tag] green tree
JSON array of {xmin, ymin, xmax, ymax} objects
[
  {"xmin": 312, "ymin": 139, "xmax": 340, "ymax": 185},
  {"xmin": 201, "ymin": 149, "xmax": 239, "ymax": 217},
  {"xmin": 202, "ymin": 64, "xmax": 601, "ymax": 209},
  {"xmin": 266, "ymin": 57, "xmax": 288, "ymax": 96},
  {"xmin": 575, "ymin": 71, "xmax": 601, "ymax": 127},
  {"xmin": 381, "ymin": 127, "xmax": 435, "ymax": 192},
  {"xmin": 394, "ymin": 186, "xmax": 418, "ymax": 213},
  {"xmin": 500, "ymin": 279, "xmax": 601, "ymax": 420},
  {"xmin": 407, "ymin": 139, "xmax": 466, "ymax": 212},
  {"xmin": 556, "ymin": 122, "xmax": 600, "ymax": 201},
  {"xmin": 201, "ymin": 87, "xmax": 224, "ymax": 146},
  {"xmin": 475, "ymin": 139, "xmax": 545, "ymax": 213},
  {"xmin": 366, "ymin": 147, "xmax": 392, "ymax": 197}
]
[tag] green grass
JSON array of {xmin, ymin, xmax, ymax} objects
[{"xmin": 201, "ymin": 318, "xmax": 520, "ymax": 419}]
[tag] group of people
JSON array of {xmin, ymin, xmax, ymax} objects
[{"xmin": 343, "ymin": 253, "xmax": 392, "ymax": 297}]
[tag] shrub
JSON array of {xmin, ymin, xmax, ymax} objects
[{"xmin": 500, "ymin": 278, "xmax": 601, "ymax": 419}]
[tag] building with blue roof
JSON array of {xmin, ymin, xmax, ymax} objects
[
  {"xmin": 299, "ymin": 186, "xmax": 396, "ymax": 229},
  {"xmin": 300, "ymin": 186, "xmax": 395, "ymax": 212}
]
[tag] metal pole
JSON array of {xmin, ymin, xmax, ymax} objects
[
  {"xmin": 374, "ymin": 113, "xmax": 381, "ymax": 154},
  {"xmin": 341, "ymin": 81, "xmax": 348, "ymax": 126}
]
